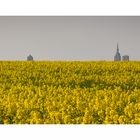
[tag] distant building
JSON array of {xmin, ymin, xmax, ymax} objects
[
  {"xmin": 122, "ymin": 55, "xmax": 129, "ymax": 61},
  {"xmin": 27, "ymin": 54, "xmax": 33, "ymax": 61},
  {"xmin": 114, "ymin": 43, "xmax": 121, "ymax": 61}
]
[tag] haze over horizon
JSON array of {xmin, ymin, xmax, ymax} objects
[{"xmin": 0, "ymin": 16, "xmax": 140, "ymax": 61}]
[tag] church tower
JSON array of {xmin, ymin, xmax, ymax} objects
[
  {"xmin": 114, "ymin": 43, "xmax": 121, "ymax": 61},
  {"xmin": 27, "ymin": 54, "xmax": 34, "ymax": 61}
]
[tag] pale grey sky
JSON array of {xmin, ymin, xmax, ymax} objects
[{"xmin": 0, "ymin": 16, "xmax": 140, "ymax": 61}]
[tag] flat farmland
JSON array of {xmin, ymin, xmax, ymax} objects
[{"xmin": 0, "ymin": 61, "xmax": 140, "ymax": 124}]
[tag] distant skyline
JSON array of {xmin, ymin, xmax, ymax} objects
[{"xmin": 0, "ymin": 16, "xmax": 140, "ymax": 61}]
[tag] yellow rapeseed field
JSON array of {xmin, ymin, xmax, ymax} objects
[{"xmin": 0, "ymin": 61, "xmax": 140, "ymax": 124}]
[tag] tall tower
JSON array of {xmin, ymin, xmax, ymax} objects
[
  {"xmin": 114, "ymin": 43, "xmax": 121, "ymax": 61},
  {"xmin": 117, "ymin": 43, "xmax": 119, "ymax": 53}
]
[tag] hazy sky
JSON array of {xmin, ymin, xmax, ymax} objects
[{"xmin": 0, "ymin": 16, "xmax": 140, "ymax": 61}]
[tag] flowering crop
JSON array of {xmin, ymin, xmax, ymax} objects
[{"xmin": 0, "ymin": 61, "xmax": 140, "ymax": 124}]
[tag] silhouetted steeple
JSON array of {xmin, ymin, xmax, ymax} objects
[
  {"xmin": 114, "ymin": 43, "xmax": 121, "ymax": 61},
  {"xmin": 117, "ymin": 43, "xmax": 119, "ymax": 52}
]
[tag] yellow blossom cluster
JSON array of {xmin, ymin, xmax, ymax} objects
[{"xmin": 0, "ymin": 61, "xmax": 140, "ymax": 124}]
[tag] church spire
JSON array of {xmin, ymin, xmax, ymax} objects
[
  {"xmin": 114, "ymin": 42, "xmax": 121, "ymax": 61},
  {"xmin": 117, "ymin": 43, "xmax": 119, "ymax": 52}
]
